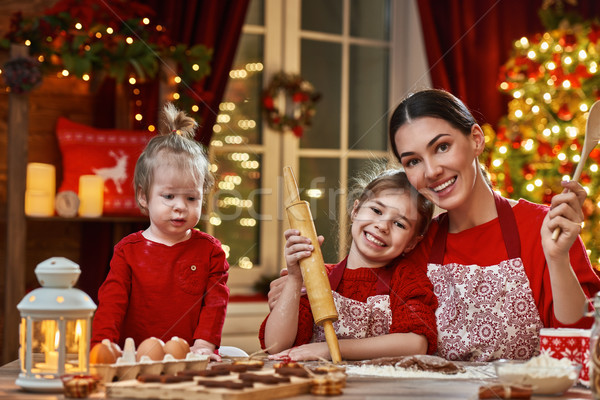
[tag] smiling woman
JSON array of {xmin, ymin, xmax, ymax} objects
[{"xmin": 388, "ymin": 88, "xmax": 600, "ymax": 362}]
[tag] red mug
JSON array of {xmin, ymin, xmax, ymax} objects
[{"xmin": 539, "ymin": 328, "xmax": 591, "ymax": 387}]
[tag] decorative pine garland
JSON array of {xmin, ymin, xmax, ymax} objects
[{"xmin": 261, "ymin": 72, "xmax": 321, "ymax": 137}]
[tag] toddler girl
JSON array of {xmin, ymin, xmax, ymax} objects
[
  {"xmin": 92, "ymin": 103, "xmax": 229, "ymax": 360},
  {"xmin": 259, "ymin": 168, "xmax": 437, "ymax": 361}
]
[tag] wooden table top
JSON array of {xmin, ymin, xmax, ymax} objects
[{"xmin": 0, "ymin": 359, "xmax": 593, "ymax": 399}]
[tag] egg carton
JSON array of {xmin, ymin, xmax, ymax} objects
[{"xmin": 91, "ymin": 352, "xmax": 210, "ymax": 383}]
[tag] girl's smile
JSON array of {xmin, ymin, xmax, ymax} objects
[{"xmin": 348, "ymin": 189, "xmax": 421, "ymax": 269}]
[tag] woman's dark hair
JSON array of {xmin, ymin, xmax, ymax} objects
[
  {"xmin": 388, "ymin": 89, "xmax": 477, "ymax": 161},
  {"xmin": 388, "ymin": 88, "xmax": 492, "ymax": 187}
]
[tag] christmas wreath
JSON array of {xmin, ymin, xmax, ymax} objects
[
  {"xmin": 2, "ymin": 57, "xmax": 43, "ymax": 94},
  {"xmin": 262, "ymin": 72, "xmax": 321, "ymax": 137}
]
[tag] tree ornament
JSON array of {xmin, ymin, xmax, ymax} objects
[{"xmin": 261, "ymin": 72, "xmax": 321, "ymax": 137}]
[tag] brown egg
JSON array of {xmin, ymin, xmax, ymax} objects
[
  {"xmin": 89, "ymin": 342, "xmax": 117, "ymax": 364},
  {"xmin": 163, "ymin": 337, "xmax": 190, "ymax": 359},
  {"xmin": 109, "ymin": 341, "xmax": 123, "ymax": 358},
  {"xmin": 136, "ymin": 337, "xmax": 165, "ymax": 361}
]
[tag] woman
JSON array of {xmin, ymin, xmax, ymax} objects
[{"xmin": 388, "ymin": 88, "xmax": 600, "ymax": 361}]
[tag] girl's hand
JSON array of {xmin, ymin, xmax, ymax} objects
[
  {"xmin": 542, "ymin": 180, "xmax": 586, "ymax": 257},
  {"xmin": 267, "ymin": 342, "xmax": 330, "ymax": 361},
  {"xmin": 190, "ymin": 339, "xmax": 221, "ymax": 362},
  {"xmin": 284, "ymin": 229, "xmax": 314, "ymax": 277},
  {"xmin": 284, "ymin": 229, "xmax": 324, "ymax": 276}
]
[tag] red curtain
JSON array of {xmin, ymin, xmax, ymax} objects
[
  {"xmin": 140, "ymin": 0, "xmax": 250, "ymax": 146},
  {"xmin": 416, "ymin": 0, "xmax": 600, "ymax": 128}
]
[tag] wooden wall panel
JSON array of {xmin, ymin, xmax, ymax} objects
[{"xmin": 0, "ymin": 0, "xmax": 98, "ymax": 362}]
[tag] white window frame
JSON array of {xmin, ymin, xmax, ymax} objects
[{"xmin": 210, "ymin": 0, "xmax": 430, "ymax": 295}]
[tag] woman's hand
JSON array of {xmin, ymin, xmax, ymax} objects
[
  {"xmin": 190, "ymin": 339, "xmax": 221, "ymax": 362},
  {"xmin": 542, "ymin": 180, "xmax": 586, "ymax": 257},
  {"xmin": 541, "ymin": 180, "xmax": 588, "ymax": 324},
  {"xmin": 268, "ymin": 342, "xmax": 330, "ymax": 361}
]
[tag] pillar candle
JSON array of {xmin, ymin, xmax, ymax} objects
[
  {"xmin": 25, "ymin": 163, "xmax": 56, "ymax": 216},
  {"xmin": 78, "ymin": 175, "xmax": 104, "ymax": 217},
  {"xmin": 25, "ymin": 190, "xmax": 54, "ymax": 217}
]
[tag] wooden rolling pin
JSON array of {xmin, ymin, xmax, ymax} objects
[{"xmin": 283, "ymin": 166, "xmax": 341, "ymax": 363}]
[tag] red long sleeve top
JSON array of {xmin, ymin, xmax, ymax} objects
[
  {"xmin": 91, "ymin": 229, "xmax": 229, "ymax": 348},
  {"xmin": 259, "ymin": 260, "xmax": 438, "ymax": 354}
]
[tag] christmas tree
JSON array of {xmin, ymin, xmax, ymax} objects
[{"xmin": 485, "ymin": 5, "xmax": 600, "ymax": 268}]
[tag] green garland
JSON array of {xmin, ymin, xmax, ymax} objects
[{"xmin": 1, "ymin": 0, "xmax": 211, "ymax": 91}]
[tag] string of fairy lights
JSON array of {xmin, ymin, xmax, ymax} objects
[{"xmin": 205, "ymin": 61, "xmax": 267, "ymax": 269}]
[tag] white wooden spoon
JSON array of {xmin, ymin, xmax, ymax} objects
[{"xmin": 552, "ymin": 100, "xmax": 600, "ymax": 240}]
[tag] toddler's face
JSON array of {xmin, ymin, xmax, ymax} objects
[
  {"xmin": 349, "ymin": 189, "xmax": 421, "ymax": 268},
  {"xmin": 141, "ymin": 164, "xmax": 204, "ymax": 244}
]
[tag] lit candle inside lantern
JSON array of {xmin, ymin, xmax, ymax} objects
[
  {"xmin": 46, "ymin": 331, "xmax": 59, "ymax": 370},
  {"xmin": 25, "ymin": 163, "xmax": 55, "ymax": 216},
  {"xmin": 75, "ymin": 321, "xmax": 84, "ymax": 367},
  {"xmin": 78, "ymin": 175, "xmax": 104, "ymax": 217}
]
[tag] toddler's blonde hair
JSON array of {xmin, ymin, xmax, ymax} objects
[{"xmin": 133, "ymin": 103, "xmax": 214, "ymax": 214}]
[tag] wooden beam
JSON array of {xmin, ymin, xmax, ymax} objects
[{"xmin": 3, "ymin": 44, "xmax": 30, "ymax": 363}]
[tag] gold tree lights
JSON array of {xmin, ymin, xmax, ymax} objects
[
  {"xmin": 208, "ymin": 62, "xmax": 265, "ymax": 270},
  {"xmin": 485, "ymin": 15, "xmax": 600, "ymax": 267}
]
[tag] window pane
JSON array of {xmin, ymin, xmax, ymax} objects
[
  {"xmin": 299, "ymin": 158, "xmax": 340, "ymax": 263},
  {"xmin": 212, "ymin": 152, "xmax": 262, "ymax": 269},
  {"xmin": 300, "ymin": 39, "xmax": 342, "ymax": 149},
  {"xmin": 213, "ymin": 33, "xmax": 264, "ymax": 146},
  {"xmin": 348, "ymin": 44, "xmax": 389, "ymax": 150},
  {"xmin": 245, "ymin": 0, "xmax": 264, "ymax": 26},
  {"xmin": 350, "ymin": 0, "xmax": 390, "ymax": 40},
  {"xmin": 301, "ymin": 0, "xmax": 342, "ymax": 34}
]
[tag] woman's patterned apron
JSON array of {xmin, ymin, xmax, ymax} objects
[
  {"xmin": 312, "ymin": 261, "xmax": 393, "ymax": 341},
  {"xmin": 427, "ymin": 192, "xmax": 543, "ymax": 361}
]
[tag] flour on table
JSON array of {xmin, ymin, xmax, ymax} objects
[{"xmin": 346, "ymin": 364, "xmax": 496, "ymax": 380}]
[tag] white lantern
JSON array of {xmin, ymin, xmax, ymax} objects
[{"xmin": 16, "ymin": 257, "xmax": 97, "ymax": 392}]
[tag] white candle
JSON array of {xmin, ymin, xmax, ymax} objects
[
  {"xmin": 46, "ymin": 330, "xmax": 60, "ymax": 370},
  {"xmin": 25, "ymin": 190, "xmax": 53, "ymax": 217},
  {"xmin": 46, "ymin": 350, "xmax": 58, "ymax": 370},
  {"xmin": 78, "ymin": 175, "xmax": 104, "ymax": 217},
  {"xmin": 25, "ymin": 163, "xmax": 55, "ymax": 216}
]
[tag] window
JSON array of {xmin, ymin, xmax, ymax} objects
[{"xmin": 205, "ymin": 0, "xmax": 430, "ymax": 294}]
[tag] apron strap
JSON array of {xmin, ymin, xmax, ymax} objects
[
  {"xmin": 428, "ymin": 192, "xmax": 521, "ymax": 264},
  {"xmin": 328, "ymin": 258, "xmax": 347, "ymax": 292},
  {"xmin": 375, "ymin": 265, "xmax": 394, "ymax": 296},
  {"xmin": 328, "ymin": 257, "xmax": 394, "ymax": 296},
  {"xmin": 429, "ymin": 213, "xmax": 449, "ymax": 265},
  {"xmin": 494, "ymin": 191, "xmax": 521, "ymax": 259}
]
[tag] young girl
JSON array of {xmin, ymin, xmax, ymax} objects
[
  {"xmin": 259, "ymin": 169, "xmax": 437, "ymax": 361},
  {"xmin": 92, "ymin": 103, "xmax": 229, "ymax": 360},
  {"xmin": 389, "ymin": 88, "xmax": 600, "ymax": 361}
]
